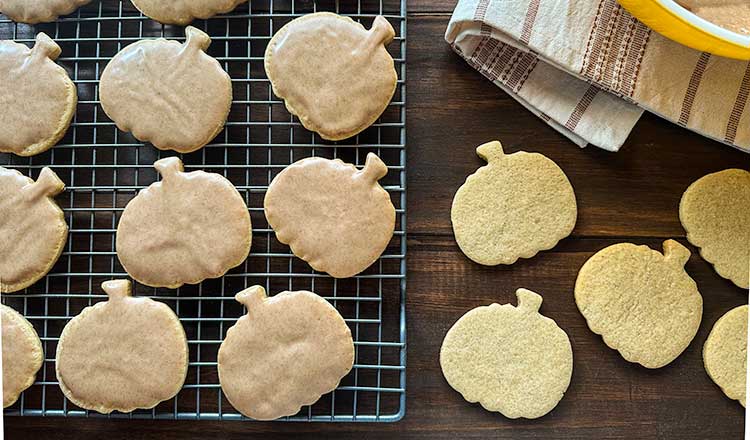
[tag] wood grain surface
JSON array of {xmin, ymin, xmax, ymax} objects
[{"xmin": 5, "ymin": 1, "xmax": 749, "ymax": 439}]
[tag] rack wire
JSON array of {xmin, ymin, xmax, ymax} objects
[{"xmin": 0, "ymin": 0, "xmax": 406, "ymax": 422}]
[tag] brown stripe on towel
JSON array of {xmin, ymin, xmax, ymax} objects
[
  {"xmin": 474, "ymin": 0, "xmax": 491, "ymax": 21},
  {"xmin": 565, "ymin": 85, "xmax": 600, "ymax": 131},
  {"xmin": 507, "ymin": 52, "xmax": 538, "ymax": 92},
  {"xmin": 520, "ymin": 0, "xmax": 542, "ymax": 45},
  {"xmin": 581, "ymin": 0, "xmax": 619, "ymax": 82},
  {"xmin": 679, "ymin": 52, "xmax": 711, "ymax": 127},
  {"xmin": 725, "ymin": 62, "xmax": 750, "ymax": 144},
  {"xmin": 618, "ymin": 23, "xmax": 650, "ymax": 98}
]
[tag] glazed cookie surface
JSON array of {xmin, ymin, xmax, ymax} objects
[
  {"xmin": 440, "ymin": 289, "xmax": 573, "ymax": 419},
  {"xmin": 703, "ymin": 305, "xmax": 748, "ymax": 407},
  {"xmin": 2, "ymin": 304, "xmax": 43, "ymax": 408},
  {"xmin": 680, "ymin": 168, "xmax": 750, "ymax": 289},
  {"xmin": 218, "ymin": 286, "xmax": 354, "ymax": 420},
  {"xmin": 0, "ymin": 33, "xmax": 77, "ymax": 156},
  {"xmin": 0, "ymin": 167, "xmax": 68, "ymax": 293},
  {"xmin": 131, "ymin": 0, "xmax": 248, "ymax": 25},
  {"xmin": 265, "ymin": 12, "xmax": 397, "ymax": 140},
  {"xmin": 0, "ymin": 0, "xmax": 91, "ymax": 24},
  {"xmin": 116, "ymin": 157, "xmax": 252, "ymax": 288},
  {"xmin": 575, "ymin": 240, "xmax": 703, "ymax": 369},
  {"xmin": 451, "ymin": 141, "xmax": 577, "ymax": 266},
  {"xmin": 55, "ymin": 280, "xmax": 188, "ymax": 414},
  {"xmin": 99, "ymin": 26, "xmax": 232, "ymax": 153},
  {"xmin": 264, "ymin": 153, "xmax": 395, "ymax": 278}
]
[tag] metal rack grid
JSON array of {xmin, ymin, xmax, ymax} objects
[{"xmin": 0, "ymin": 0, "xmax": 406, "ymax": 422}]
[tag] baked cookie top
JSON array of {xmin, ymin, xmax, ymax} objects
[
  {"xmin": 265, "ymin": 12, "xmax": 397, "ymax": 141},
  {"xmin": 116, "ymin": 157, "xmax": 252, "ymax": 288},
  {"xmin": 2, "ymin": 304, "xmax": 43, "ymax": 408},
  {"xmin": 0, "ymin": 33, "xmax": 77, "ymax": 156},
  {"xmin": 704, "ymin": 305, "xmax": 748, "ymax": 407},
  {"xmin": 0, "ymin": 166, "xmax": 68, "ymax": 293},
  {"xmin": 131, "ymin": 0, "xmax": 248, "ymax": 25},
  {"xmin": 99, "ymin": 26, "xmax": 232, "ymax": 153},
  {"xmin": 0, "ymin": 0, "xmax": 91, "ymax": 24}
]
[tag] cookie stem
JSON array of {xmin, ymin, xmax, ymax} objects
[
  {"xmin": 235, "ymin": 285, "xmax": 267, "ymax": 310},
  {"xmin": 101, "ymin": 280, "xmax": 132, "ymax": 301},
  {"xmin": 31, "ymin": 33, "xmax": 61, "ymax": 62},
  {"xmin": 154, "ymin": 157, "xmax": 184, "ymax": 181},
  {"xmin": 359, "ymin": 153, "xmax": 388, "ymax": 182},
  {"xmin": 368, "ymin": 16, "xmax": 396, "ymax": 46},
  {"xmin": 663, "ymin": 239, "xmax": 691, "ymax": 267},
  {"xmin": 476, "ymin": 141, "xmax": 505, "ymax": 163},
  {"xmin": 516, "ymin": 288, "xmax": 543, "ymax": 313},
  {"xmin": 25, "ymin": 167, "xmax": 65, "ymax": 200},
  {"xmin": 184, "ymin": 26, "xmax": 211, "ymax": 52}
]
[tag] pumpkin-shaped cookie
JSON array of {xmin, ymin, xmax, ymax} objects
[
  {"xmin": 99, "ymin": 26, "xmax": 232, "ymax": 153},
  {"xmin": 0, "ymin": 0, "xmax": 91, "ymax": 24},
  {"xmin": 680, "ymin": 168, "xmax": 750, "ymax": 289},
  {"xmin": 218, "ymin": 286, "xmax": 354, "ymax": 420},
  {"xmin": 440, "ymin": 288, "xmax": 573, "ymax": 419},
  {"xmin": 0, "ymin": 167, "xmax": 68, "ymax": 293},
  {"xmin": 264, "ymin": 153, "xmax": 396, "ymax": 278},
  {"xmin": 703, "ymin": 305, "xmax": 748, "ymax": 407},
  {"xmin": 55, "ymin": 280, "xmax": 188, "ymax": 413},
  {"xmin": 0, "ymin": 33, "xmax": 77, "ymax": 156},
  {"xmin": 116, "ymin": 157, "xmax": 252, "ymax": 288},
  {"xmin": 265, "ymin": 13, "xmax": 397, "ymax": 140},
  {"xmin": 575, "ymin": 240, "xmax": 703, "ymax": 369},
  {"xmin": 131, "ymin": 0, "xmax": 248, "ymax": 25},
  {"xmin": 2, "ymin": 304, "xmax": 43, "ymax": 408},
  {"xmin": 451, "ymin": 141, "xmax": 577, "ymax": 266}
]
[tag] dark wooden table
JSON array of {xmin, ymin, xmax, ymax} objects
[{"xmin": 6, "ymin": 1, "xmax": 748, "ymax": 438}]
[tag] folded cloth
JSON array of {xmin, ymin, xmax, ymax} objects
[{"xmin": 446, "ymin": 0, "xmax": 750, "ymax": 153}]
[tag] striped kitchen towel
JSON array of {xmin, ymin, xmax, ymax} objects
[{"xmin": 446, "ymin": 0, "xmax": 750, "ymax": 153}]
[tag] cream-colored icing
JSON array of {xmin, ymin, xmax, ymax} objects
[
  {"xmin": 678, "ymin": 0, "xmax": 750, "ymax": 35},
  {"xmin": 131, "ymin": 0, "xmax": 248, "ymax": 25},
  {"xmin": 0, "ymin": 0, "xmax": 91, "ymax": 24},
  {"xmin": 2, "ymin": 304, "xmax": 43, "ymax": 408}
]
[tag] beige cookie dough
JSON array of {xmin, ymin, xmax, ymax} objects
[
  {"xmin": 677, "ymin": 0, "xmax": 750, "ymax": 35},
  {"xmin": 704, "ymin": 305, "xmax": 748, "ymax": 407},
  {"xmin": 680, "ymin": 168, "xmax": 750, "ymax": 289},
  {"xmin": 264, "ymin": 153, "xmax": 395, "ymax": 278},
  {"xmin": 99, "ymin": 26, "xmax": 232, "ymax": 153},
  {"xmin": 265, "ymin": 12, "xmax": 397, "ymax": 141},
  {"xmin": 0, "ymin": 33, "xmax": 77, "ymax": 156},
  {"xmin": 116, "ymin": 157, "xmax": 251, "ymax": 288},
  {"xmin": 575, "ymin": 240, "xmax": 703, "ymax": 369},
  {"xmin": 0, "ymin": 167, "xmax": 68, "ymax": 293},
  {"xmin": 55, "ymin": 280, "xmax": 188, "ymax": 413},
  {"xmin": 218, "ymin": 286, "xmax": 354, "ymax": 420},
  {"xmin": 451, "ymin": 141, "xmax": 577, "ymax": 266},
  {"xmin": 440, "ymin": 288, "xmax": 573, "ymax": 419},
  {"xmin": 131, "ymin": 0, "xmax": 247, "ymax": 25},
  {"xmin": 0, "ymin": 0, "xmax": 91, "ymax": 24},
  {"xmin": 2, "ymin": 304, "xmax": 43, "ymax": 408}
]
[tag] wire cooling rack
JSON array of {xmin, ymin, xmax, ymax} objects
[{"xmin": 0, "ymin": 0, "xmax": 406, "ymax": 422}]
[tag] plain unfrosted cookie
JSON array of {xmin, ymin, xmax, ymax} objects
[
  {"xmin": 575, "ymin": 240, "xmax": 703, "ymax": 369},
  {"xmin": 440, "ymin": 288, "xmax": 573, "ymax": 419},
  {"xmin": 451, "ymin": 141, "xmax": 577, "ymax": 266},
  {"xmin": 703, "ymin": 305, "xmax": 747, "ymax": 407},
  {"xmin": 55, "ymin": 280, "xmax": 188, "ymax": 414},
  {"xmin": 0, "ymin": 0, "xmax": 91, "ymax": 24},
  {"xmin": 265, "ymin": 13, "xmax": 397, "ymax": 141},
  {"xmin": 0, "ymin": 167, "xmax": 68, "ymax": 293},
  {"xmin": 131, "ymin": 0, "xmax": 247, "ymax": 25},
  {"xmin": 679, "ymin": 169, "xmax": 750, "ymax": 289},
  {"xmin": 0, "ymin": 33, "xmax": 77, "ymax": 156},
  {"xmin": 264, "ymin": 153, "xmax": 395, "ymax": 278},
  {"xmin": 2, "ymin": 304, "xmax": 43, "ymax": 408},
  {"xmin": 218, "ymin": 286, "xmax": 354, "ymax": 420},
  {"xmin": 99, "ymin": 26, "xmax": 232, "ymax": 153},
  {"xmin": 116, "ymin": 157, "xmax": 251, "ymax": 288}
]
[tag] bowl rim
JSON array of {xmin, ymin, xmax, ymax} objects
[{"xmin": 652, "ymin": 0, "xmax": 750, "ymax": 46}]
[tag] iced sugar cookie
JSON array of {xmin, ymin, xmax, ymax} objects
[
  {"xmin": 55, "ymin": 280, "xmax": 188, "ymax": 413},
  {"xmin": 0, "ymin": 0, "xmax": 91, "ymax": 24},
  {"xmin": 116, "ymin": 157, "xmax": 251, "ymax": 288},
  {"xmin": 703, "ymin": 305, "xmax": 747, "ymax": 407},
  {"xmin": 265, "ymin": 13, "xmax": 397, "ymax": 140},
  {"xmin": 2, "ymin": 304, "xmax": 43, "ymax": 408},
  {"xmin": 440, "ymin": 289, "xmax": 573, "ymax": 419},
  {"xmin": 0, "ymin": 167, "xmax": 68, "ymax": 293},
  {"xmin": 451, "ymin": 141, "xmax": 577, "ymax": 266},
  {"xmin": 264, "ymin": 153, "xmax": 395, "ymax": 278},
  {"xmin": 0, "ymin": 33, "xmax": 77, "ymax": 156},
  {"xmin": 218, "ymin": 286, "xmax": 354, "ymax": 420},
  {"xmin": 131, "ymin": 0, "xmax": 248, "ymax": 25},
  {"xmin": 99, "ymin": 27, "xmax": 232, "ymax": 153},
  {"xmin": 680, "ymin": 169, "xmax": 750, "ymax": 289},
  {"xmin": 575, "ymin": 240, "xmax": 703, "ymax": 369}
]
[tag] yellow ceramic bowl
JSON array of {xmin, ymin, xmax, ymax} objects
[{"xmin": 618, "ymin": 0, "xmax": 750, "ymax": 60}]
